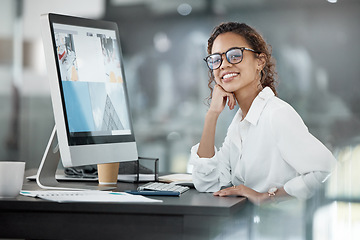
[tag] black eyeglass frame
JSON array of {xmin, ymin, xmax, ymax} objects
[{"xmin": 203, "ymin": 47, "xmax": 259, "ymax": 70}]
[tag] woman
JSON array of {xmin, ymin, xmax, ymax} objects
[{"xmin": 189, "ymin": 22, "xmax": 336, "ymax": 205}]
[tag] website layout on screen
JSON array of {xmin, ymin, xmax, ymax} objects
[{"xmin": 53, "ymin": 23, "xmax": 131, "ymax": 137}]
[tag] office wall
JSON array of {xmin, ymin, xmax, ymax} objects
[
  {"xmin": 0, "ymin": 0, "xmax": 16, "ymax": 161},
  {"xmin": 0, "ymin": 0, "xmax": 359, "ymax": 173}
]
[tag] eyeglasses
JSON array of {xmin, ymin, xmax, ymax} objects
[{"xmin": 204, "ymin": 47, "xmax": 259, "ymax": 70}]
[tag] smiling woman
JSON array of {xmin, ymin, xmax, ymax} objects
[
  {"xmin": 189, "ymin": 22, "xmax": 337, "ymax": 205},
  {"xmin": 205, "ymin": 22, "xmax": 278, "ymax": 102}
]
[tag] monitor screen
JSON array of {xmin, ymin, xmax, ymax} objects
[{"xmin": 52, "ymin": 22, "xmax": 134, "ymax": 145}]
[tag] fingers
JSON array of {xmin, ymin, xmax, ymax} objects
[
  {"xmin": 213, "ymin": 185, "xmax": 238, "ymax": 197},
  {"xmin": 213, "ymin": 189, "xmax": 233, "ymax": 197},
  {"xmin": 212, "ymin": 85, "xmax": 236, "ymax": 111},
  {"xmin": 227, "ymin": 93, "xmax": 236, "ymax": 110}
]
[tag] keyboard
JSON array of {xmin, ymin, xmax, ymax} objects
[{"xmin": 138, "ymin": 182, "xmax": 190, "ymax": 194}]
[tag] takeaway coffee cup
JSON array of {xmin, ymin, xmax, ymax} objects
[
  {"xmin": 0, "ymin": 161, "xmax": 26, "ymax": 198},
  {"xmin": 97, "ymin": 162, "xmax": 119, "ymax": 185}
]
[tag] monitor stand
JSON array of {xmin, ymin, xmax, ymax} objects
[{"xmin": 36, "ymin": 126, "xmax": 115, "ymax": 191}]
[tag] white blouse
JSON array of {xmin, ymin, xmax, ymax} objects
[{"xmin": 189, "ymin": 87, "xmax": 336, "ymax": 200}]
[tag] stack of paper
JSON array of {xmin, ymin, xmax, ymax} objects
[
  {"xmin": 20, "ymin": 190, "xmax": 162, "ymax": 203},
  {"xmin": 158, "ymin": 173, "xmax": 193, "ymax": 183}
]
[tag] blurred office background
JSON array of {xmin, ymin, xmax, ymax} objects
[{"xmin": 1, "ymin": 0, "xmax": 360, "ymax": 239}]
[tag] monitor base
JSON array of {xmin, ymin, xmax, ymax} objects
[{"xmin": 36, "ymin": 126, "xmax": 115, "ymax": 191}]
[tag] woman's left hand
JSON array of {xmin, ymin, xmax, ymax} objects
[{"xmin": 213, "ymin": 184, "xmax": 268, "ymax": 205}]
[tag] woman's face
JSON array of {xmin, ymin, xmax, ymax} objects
[{"xmin": 211, "ymin": 32, "xmax": 262, "ymax": 94}]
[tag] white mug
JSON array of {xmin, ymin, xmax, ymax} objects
[{"xmin": 0, "ymin": 161, "xmax": 26, "ymax": 198}]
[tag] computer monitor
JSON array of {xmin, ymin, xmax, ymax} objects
[{"xmin": 38, "ymin": 13, "xmax": 138, "ymax": 190}]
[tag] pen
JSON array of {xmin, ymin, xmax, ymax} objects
[{"xmin": 125, "ymin": 190, "xmax": 180, "ymax": 196}]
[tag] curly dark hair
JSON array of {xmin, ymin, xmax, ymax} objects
[{"xmin": 206, "ymin": 22, "xmax": 278, "ymax": 100}]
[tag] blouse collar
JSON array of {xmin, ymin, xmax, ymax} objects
[{"xmin": 239, "ymin": 87, "xmax": 275, "ymax": 126}]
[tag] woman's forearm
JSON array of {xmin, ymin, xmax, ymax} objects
[{"xmin": 197, "ymin": 111, "xmax": 220, "ymax": 158}]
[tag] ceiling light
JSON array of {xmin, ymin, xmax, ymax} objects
[{"xmin": 177, "ymin": 3, "xmax": 192, "ymax": 16}]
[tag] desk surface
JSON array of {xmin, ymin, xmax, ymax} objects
[
  {"xmin": 0, "ymin": 172, "xmax": 248, "ymax": 240},
  {"xmin": 2, "ymin": 180, "xmax": 246, "ymax": 215}
]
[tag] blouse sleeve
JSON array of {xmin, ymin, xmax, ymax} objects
[
  {"xmin": 271, "ymin": 105, "xmax": 337, "ymax": 199},
  {"xmin": 189, "ymin": 129, "xmax": 233, "ymax": 192}
]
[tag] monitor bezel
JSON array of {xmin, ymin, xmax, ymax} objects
[{"xmin": 47, "ymin": 13, "xmax": 136, "ymax": 146}]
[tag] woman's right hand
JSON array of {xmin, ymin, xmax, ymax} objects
[
  {"xmin": 197, "ymin": 85, "xmax": 236, "ymax": 158},
  {"xmin": 209, "ymin": 84, "xmax": 236, "ymax": 115}
]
